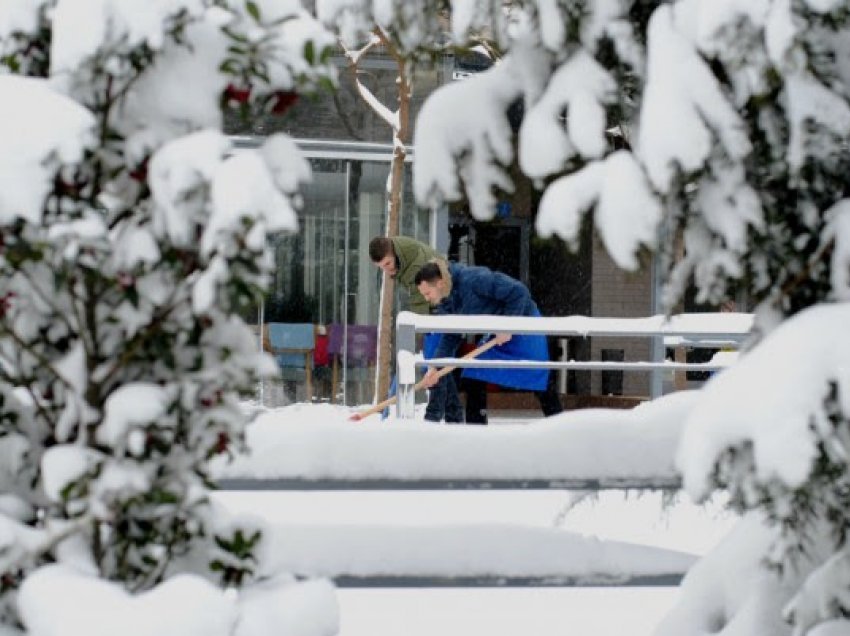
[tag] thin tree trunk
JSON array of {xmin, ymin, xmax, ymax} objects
[
  {"xmin": 375, "ymin": 137, "xmax": 408, "ymax": 401},
  {"xmin": 374, "ymin": 32, "xmax": 411, "ymax": 403},
  {"xmin": 342, "ymin": 30, "xmax": 411, "ymax": 405}
]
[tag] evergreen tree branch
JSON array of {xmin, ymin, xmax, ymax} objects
[{"xmin": 770, "ymin": 237, "xmax": 835, "ymax": 309}]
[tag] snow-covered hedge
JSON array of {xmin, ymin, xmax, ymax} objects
[{"xmin": 0, "ymin": 1, "xmax": 337, "ymax": 634}]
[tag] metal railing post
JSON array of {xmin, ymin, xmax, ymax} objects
[
  {"xmin": 396, "ymin": 314, "xmax": 417, "ymax": 419},
  {"xmin": 650, "ymin": 335, "xmax": 664, "ymax": 399}
]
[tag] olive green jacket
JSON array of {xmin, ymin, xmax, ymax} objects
[{"xmin": 390, "ymin": 236, "xmax": 445, "ymax": 315}]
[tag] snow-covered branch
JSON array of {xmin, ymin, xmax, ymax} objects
[{"xmin": 342, "ymin": 31, "xmax": 399, "ymax": 131}]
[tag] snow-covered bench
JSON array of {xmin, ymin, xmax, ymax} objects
[
  {"xmin": 394, "ymin": 311, "xmax": 753, "ymax": 418},
  {"xmin": 217, "ymin": 396, "xmax": 688, "ymax": 491},
  {"xmin": 256, "ymin": 521, "xmax": 697, "ymax": 588},
  {"xmin": 215, "ymin": 392, "xmax": 703, "ymax": 587}
]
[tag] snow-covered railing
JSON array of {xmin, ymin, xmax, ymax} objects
[{"xmin": 395, "ymin": 311, "xmax": 754, "ymax": 417}]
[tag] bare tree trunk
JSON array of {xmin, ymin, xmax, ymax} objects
[
  {"xmin": 342, "ymin": 29, "xmax": 411, "ymax": 405},
  {"xmin": 373, "ymin": 32, "xmax": 410, "ymax": 403}
]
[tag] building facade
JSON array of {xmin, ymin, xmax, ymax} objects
[{"xmin": 232, "ymin": 49, "xmax": 667, "ymax": 408}]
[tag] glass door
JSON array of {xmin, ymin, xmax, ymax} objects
[{"xmin": 257, "ymin": 149, "xmax": 429, "ymax": 408}]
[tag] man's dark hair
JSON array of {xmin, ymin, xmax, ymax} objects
[
  {"xmin": 414, "ymin": 262, "xmax": 442, "ymax": 286},
  {"xmin": 368, "ymin": 237, "xmax": 393, "ymax": 262}
]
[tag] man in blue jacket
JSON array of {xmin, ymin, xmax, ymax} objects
[{"xmin": 415, "ymin": 260, "xmax": 563, "ymax": 424}]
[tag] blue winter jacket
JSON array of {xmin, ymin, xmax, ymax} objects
[{"xmin": 431, "ymin": 263, "xmax": 550, "ymax": 391}]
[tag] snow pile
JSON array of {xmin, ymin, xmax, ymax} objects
[
  {"xmin": 17, "ymin": 564, "xmax": 337, "ymax": 636},
  {"xmin": 678, "ymin": 303, "xmax": 850, "ymax": 498},
  {"xmin": 0, "ymin": 76, "xmax": 95, "ymax": 224}
]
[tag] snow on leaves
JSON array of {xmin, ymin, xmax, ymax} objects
[
  {"xmin": 149, "ymin": 130, "xmax": 232, "ymax": 247},
  {"xmin": 825, "ymin": 201, "xmax": 850, "ymax": 302},
  {"xmin": 638, "ymin": 5, "xmax": 751, "ymax": 194},
  {"xmin": 519, "ymin": 51, "xmax": 617, "ymax": 178},
  {"xmin": 413, "ymin": 51, "xmax": 527, "ymax": 220},
  {"xmin": 0, "ymin": 0, "xmax": 330, "ymax": 625},
  {"xmin": 0, "ymin": 76, "xmax": 95, "ymax": 225},
  {"xmin": 537, "ymin": 151, "xmax": 661, "ymax": 270}
]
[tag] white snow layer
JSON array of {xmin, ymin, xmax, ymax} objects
[
  {"xmin": 414, "ymin": 59, "xmax": 520, "ymax": 219},
  {"xmin": 49, "ymin": 0, "xmax": 206, "ymax": 74},
  {"xmin": 653, "ymin": 512, "xmax": 805, "ymax": 636},
  {"xmin": 536, "ymin": 151, "xmax": 662, "ymax": 270},
  {"xmin": 260, "ymin": 523, "xmax": 697, "ymax": 583},
  {"xmin": 0, "ymin": 0, "xmax": 48, "ymax": 39},
  {"xmin": 213, "ymin": 390, "xmax": 696, "ymax": 483},
  {"xmin": 678, "ymin": 302, "xmax": 850, "ymax": 499},
  {"xmin": 40, "ymin": 446, "xmax": 101, "ymax": 503},
  {"xmin": 17, "ymin": 564, "xmax": 338, "ymax": 636},
  {"xmin": 97, "ymin": 383, "xmax": 169, "ymax": 447},
  {"xmin": 148, "ymin": 130, "xmax": 232, "ymax": 246},
  {"xmin": 519, "ymin": 51, "xmax": 616, "ymax": 178},
  {"xmin": 413, "ymin": 42, "xmax": 549, "ymax": 220},
  {"xmin": 0, "ymin": 76, "xmax": 95, "ymax": 224},
  {"xmin": 638, "ymin": 5, "xmax": 750, "ymax": 193}
]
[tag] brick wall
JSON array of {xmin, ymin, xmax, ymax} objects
[{"xmin": 590, "ymin": 235, "xmax": 654, "ymax": 397}]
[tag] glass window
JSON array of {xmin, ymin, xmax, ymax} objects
[{"xmin": 257, "ymin": 150, "xmax": 429, "ymax": 407}]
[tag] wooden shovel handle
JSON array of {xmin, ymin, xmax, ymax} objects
[{"xmin": 349, "ymin": 337, "xmax": 503, "ymax": 421}]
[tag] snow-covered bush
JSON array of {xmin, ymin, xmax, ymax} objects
[
  {"xmin": 318, "ymin": 0, "xmax": 850, "ymax": 633},
  {"xmin": 0, "ymin": 0, "xmax": 336, "ymax": 633}
]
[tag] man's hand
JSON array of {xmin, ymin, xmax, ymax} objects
[
  {"xmin": 421, "ymin": 367, "xmax": 441, "ymax": 388},
  {"xmin": 492, "ymin": 332, "xmax": 512, "ymax": 346}
]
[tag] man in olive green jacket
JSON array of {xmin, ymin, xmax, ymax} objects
[
  {"xmin": 369, "ymin": 236, "xmax": 439, "ymax": 314},
  {"xmin": 369, "ymin": 236, "xmax": 463, "ymax": 422}
]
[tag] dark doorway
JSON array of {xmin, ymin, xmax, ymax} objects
[{"xmin": 473, "ymin": 223, "xmax": 524, "ymax": 281}]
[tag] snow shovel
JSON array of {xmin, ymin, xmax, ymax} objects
[{"xmin": 348, "ymin": 336, "xmax": 503, "ymax": 422}]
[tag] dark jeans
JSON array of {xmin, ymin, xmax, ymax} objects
[
  {"xmin": 463, "ymin": 378, "xmax": 563, "ymax": 424},
  {"xmin": 424, "ymin": 373, "xmax": 464, "ymax": 423}
]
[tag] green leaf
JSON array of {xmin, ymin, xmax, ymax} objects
[
  {"xmin": 1, "ymin": 54, "xmax": 20, "ymax": 73},
  {"xmin": 318, "ymin": 76, "xmax": 336, "ymax": 94},
  {"xmin": 249, "ymin": 61, "xmax": 270, "ymax": 84},
  {"xmin": 219, "ymin": 59, "xmax": 241, "ymax": 75},
  {"xmin": 222, "ymin": 26, "xmax": 250, "ymax": 44},
  {"xmin": 304, "ymin": 40, "xmax": 315, "ymax": 65},
  {"xmin": 150, "ymin": 489, "xmax": 179, "ymax": 505},
  {"xmin": 245, "ymin": 0, "xmax": 261, "ymax": 21}
]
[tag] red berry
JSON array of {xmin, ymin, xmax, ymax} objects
[
  {"xmin": 224, "ymin": 83, "xmax": 252, "ymax": 104},
  {"xmin": 215, "ymin": 432, "xmax": 230, "ymax": 454},
  {"xmin": 270, "ymin": 90, "xmax": 298, "ymax": 114}
]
